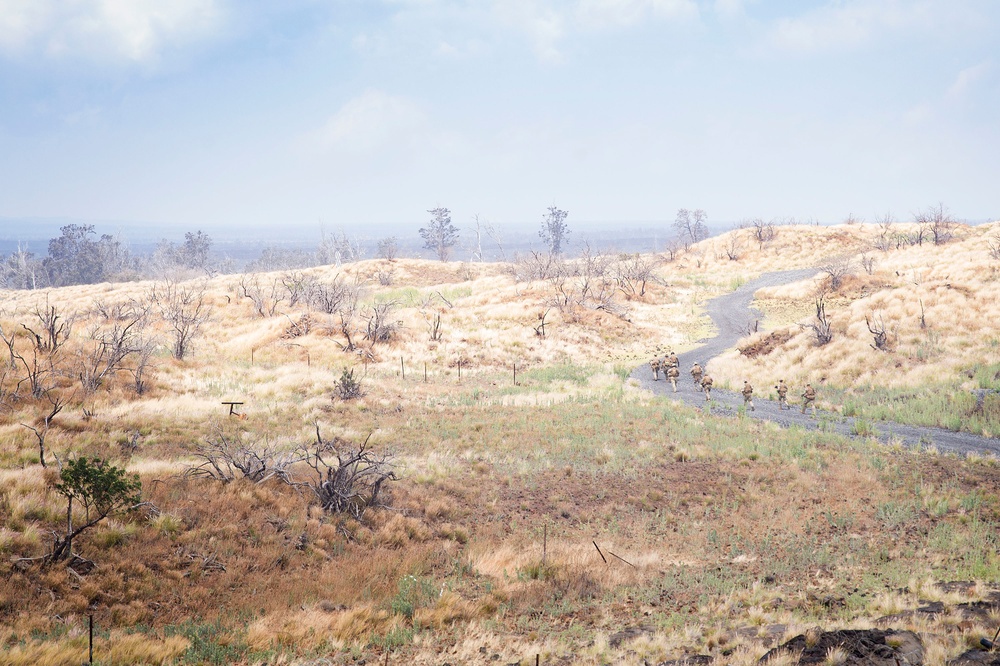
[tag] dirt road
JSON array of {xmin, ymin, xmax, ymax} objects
[{"xmin": 632, "ymin": 269, "xmax": 1000, "ymax": 456}]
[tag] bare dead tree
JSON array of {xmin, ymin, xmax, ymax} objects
[
  {"xmin": 22, "ymin": 298, "xmax": 73, "ymax": 354},
  {"xmin": 859, "ymin": 251, "xmax": 877, "ymax": 275},
  {"xmin": 485, "ymin": 221, "xmax": 507, "ymax": 262},
  {"xmin": 987, "ymin": 234, "xmax": 1000, "ymax": 261},
  {"xmin": 0, "ymin": 326, "xmax": 54, "ymax": 400},
  {"xmin": 364, "ymin": 301, "xmax": 399, "ymax": 345},
  {"xmin": 186, "ymin": 428, "xmax": 303, "ymax": 484},
  {"xmin": 723, "ymin": 230, "xmax": 744, "ymax": 261},
  {"xmin": 749, "ymin": 218, "xmax": 777, "ymax": 249},
  {"xmin": 534, "ymin": 309, "xmax": 550, "ymax": 337},
  {"xmin": 280, "ymin": 271, "xmax": 315, "ymax": 308},
  {"xmin": 421, "ymin": 310, "xmax": 443, "ymax": 342},
  {"xmin": 337, "ymin": 311, "xmax": 360, "ymax": 352},
  {"xmin": 514, "ymin": 250, "xmax": 564, "ymax": 281},
  {"xmin": 238, "ymin": 274, "xmax": 285, "ymax": 318},
  {"xmin": 663, "ymin": 237, "xmax": 684, "ymax": 261},
  {"xmin": 309, "ymin": 275, "xmax": 351, "ymax": 315},
  {"xmin": 77, "ymin": 305, "xmax": 148, "ymax": 392},
  {"xmin": 801, "ymin": 295, "xmax": 833, "ymax": 346},
  {"xmin": 614, "ymin": 253, "xmax": 658, "ymax": 298},
  {"xmin": 819, "ymin": 255, "xmax": 855, "ymax": 291},
  {"xmin": 866, "ymin": 312, "xmax": 895, "ymax": 351},
  {"xmin": 915, "ymin": 203, "xmax": 958, "ymax": 246},
  {"xmin": 873, "ymin": 213, "xmax": 896, "ymax": 252},
  {"xmin": 294, "ymin": 427, "xmax": 397, "ymax": 519},
  {"xmin": 153, "ymin": 281, "xmax": 210, "ymax": 360},
  {"xmin": 374, "ymin": 266, "xmax": 395, "ymax": 286},
  {"xmin": 129, "ymin": 336, "xmax": 158, "ymax": 395},
  {"xmin": 20, "ymin": 389, "xmax": 67, "ymax": 468}
]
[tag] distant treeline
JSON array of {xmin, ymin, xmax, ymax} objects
[
  {"xmin": 0, "ymin": 221, "xmax": 683, "ymax": 290},
  {"xmin": 0, "ymin": 224, "xmax": 394, "ymax": 290}
]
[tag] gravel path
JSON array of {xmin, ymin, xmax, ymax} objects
[{"xmin": 631, "ymin": 269, "xmax": 1000, "ymax": 456}]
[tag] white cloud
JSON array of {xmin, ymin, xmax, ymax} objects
[
  {"xmin": 375, "ymin": 0, "xmax": 698, "ymax": 63},
  {"xmin": 946, "ymin": 61, "xmax": 992, "ymax": 100},
  {"xmin": 0, "ymin": 0, "xmax": 223, "ymax": 63},
  {"xmin": 309, "ymin": 90, "xmax": 427, "ymax": 154},
  {"xmin": 575, "ymin": 0, "xmax": 699, "ymax": 28},
  {"xmin": 713, "ymin": 0, "xmax": 747, "ymax": 21},
  {"xmin": 491, "ymin": 1, "xmax": 566, "ymax": 62},
  {"xmin": 762, "ymin": 0, "xmax": 977, "ymax": 54}
]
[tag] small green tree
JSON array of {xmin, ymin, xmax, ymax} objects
[
  {"xmin": 539, "ymin": 206, "xmax": 570, "ymax": 255},
  {"xmin": 419, "ymin": 207, "xmax": 459, "ymax": 261},
  {"xmin": 50, "ymin": 457, "xmax": 141, "ymax": 562}
]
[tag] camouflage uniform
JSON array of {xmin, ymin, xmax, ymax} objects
[
  {"xmin": 701, "ymin": 375, "xmax": 713, "ymax": 401},
  {"xmin": 690, "ymin": 363, "xmax": 703, "ymax": 388},
  {"xmin": 667, "ymin": 352, "xmax": 679, "ymax": 369},
  {"xmin": 775, "ymin": 380, "xmax": 789, "ymax": 410},
  {"xmin": 666, "ymin": 365, "xmax": 680, "ymax": 392},
  {"xmin": 801, "ymin": 383, "xmax": 817, "ymax": 416},
  {"xmin": 649, "ymin": 357, "xmax": 662, "ymax": 380},
  {"xmin": 741, "ymin": 381, "xmax": 755, "ymax": 411}
]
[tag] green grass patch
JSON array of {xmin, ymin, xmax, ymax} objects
[{"xmin": 835, "ymin": 383, "xmax": 1000, "ymax": 436}]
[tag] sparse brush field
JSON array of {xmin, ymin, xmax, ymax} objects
[{"xmin": 2, "ymin": 222, "xmax": 1000, "ymax": 665}]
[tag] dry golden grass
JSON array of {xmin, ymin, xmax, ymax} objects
[
  {"xmin": 2, "ymin": 223, "xmax": 1000, "ymax": 664},
  {"xmin": 0, "ymin": 631, "xmax": 189, "ymax": 666}
]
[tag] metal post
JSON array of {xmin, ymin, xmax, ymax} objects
[
  {"xmin": 401, "ymin": 356, "xmax": 405, "ymax": 379},
  {"xmin": 89, "ymin": 614, "xmax": 93, "ymax": 664},
  {"xmin": 424, "ymin": 363, "xmax": 427, "ymax": 382},
  {"xmin": 513, "ymin": 362, "xmax": 516, "ymax": 386}
]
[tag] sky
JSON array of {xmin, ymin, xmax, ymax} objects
[{"xmin": 0, "ymin": 0, "xmax": 998, "ymax": 239}]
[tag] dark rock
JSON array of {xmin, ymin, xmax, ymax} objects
[
  {"xmin": 609, "ymin": 625, "xmax": 655, "ymax": 648},
  {"xmin": 657, "ymin": 657, "xmax": 713, "ymax": 666},
  {"xmin": 949, "ymin": 651, "xmax": 1000, "ymax": 665},
  {"xmin": 759, "ymin": 628, "xmax": 923, "ymax": 665}
]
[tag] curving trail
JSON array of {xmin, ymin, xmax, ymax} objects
[{"xmin": 631, "ymin": 269, "xmax": 1000, "ymax": 456}]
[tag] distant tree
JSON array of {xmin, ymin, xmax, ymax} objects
[
  {"xmin": 377, "ymin": 236, "xmax": 398, "ymax": 261},
  {"xmin": 44, "ymin": 224, "xmax": 104, "ymax": 286},
  {"xmin": 179, "ymin": 231, "xmax": 212, "ymax": 270},
  {"xmin": 420, "ymin": 207, "xmax": 459, "ymax": 261},
  {"xmin": 673, "ymin": 209, "xmax": 709, "ymax": 247},
  {"xmin": 539, "ymin": 206, "xmax": 570, "ymax": 255},
  {"xmin": 0, "ymin": 243, "xmax": 43, "ymax": 290},
  {"xmin": 915, "ymin": 203, "xmax": 958, "ymax": 246},
  {"xmin": 49, "ymin": 457, "xmax": 141, "ymax": 562}
]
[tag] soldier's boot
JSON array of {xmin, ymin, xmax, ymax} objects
[{"xmin": 750, "ymin": 399, "xmax": 754, "ymax": 412}]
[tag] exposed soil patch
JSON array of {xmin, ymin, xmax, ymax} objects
[{"xmin": 739, "ymin": 329, "xmax": 793, "ymax": 358}]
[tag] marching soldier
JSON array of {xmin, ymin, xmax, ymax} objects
[
  {"xmin": 667, "ymin": 351, "xmax": 679, "ymax": 369},
  {"xmin": 649, "ymin": 357, "xmax": 662, "ymax": 380},
  {"xmin": 666, "ymin": 364, "xmax": 680, "ymax": 392},
  {"xmin": 701, "ymin": 374, "xmax": 713, "ymax": 401},
  {"xmin": 742, "ymin": 381, "xmax": 755, "ymax": 411},
  {"xmin": 801, "ymin": 383, "xmax": 817, "ymax": 416},
  {"xmin": 775, "ymin": 380, "xmax": 789, "ymax": 410},
  {"xmin": 690, "ymin": 362, "xmax": 704, "ymax": 388}
]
